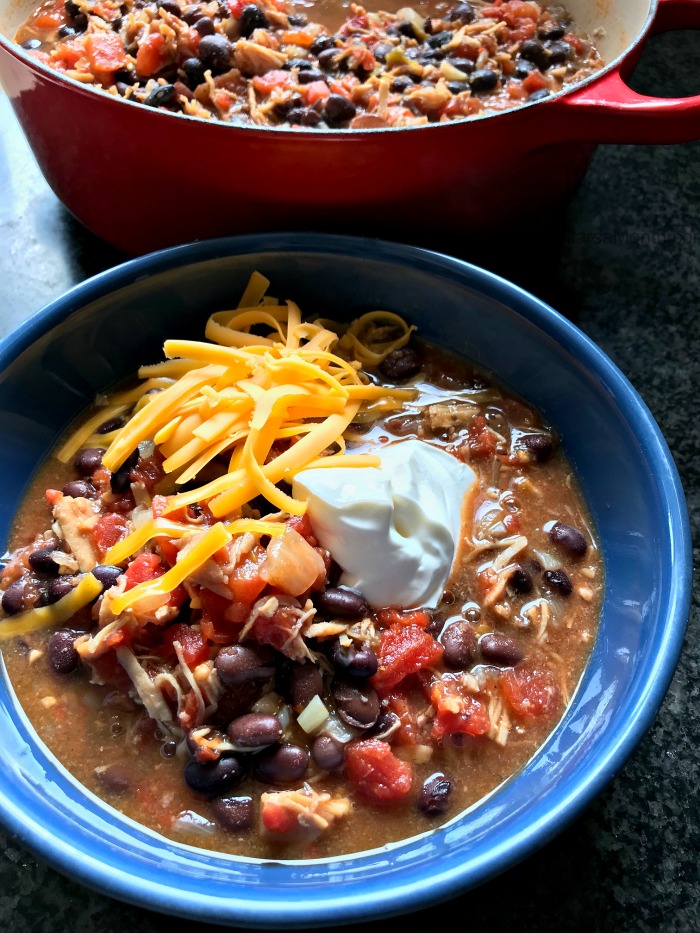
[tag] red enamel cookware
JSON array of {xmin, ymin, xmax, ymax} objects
[{"xmin": 1, "ymin": 0, "xmax": 699, "ymax": 256}]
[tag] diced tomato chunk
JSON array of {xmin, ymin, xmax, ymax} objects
[
  {"xmin": 130, "ymin": 453, "xmax": 165, "ymax": 492},
  {"xmin": 501, "ymin": 665, "xmax": 561, "ymax": 720},
  {"xmin": 430, "ymin": 678, "xmax": 491, "ymax": 739},
  {"xmin": 123, "ymin": 552, "xmax": 164, "ymax": 589},
  {"xmin": 371, "ymin": 624, "xmax": 443, "ymax": 696},
  {"xmin": 161, "ymin": 622, "xmax": 209, "ymax": 667},
  {"xmin": 227, "ymin": 547, "xmax": 267, "ymax": 612},
  {"xmin": 135, "ymin": 32, "xmax": 166, "ymax": 78},
  {"xmin": 345, "ymin": 739, "xmax": 413, "ymax": 805},
  {"xmin": 262, "ymin": 800, "xmax": 299, "ymax": 834},
  {"xmin": 93, "ymin": 512, "xmax": 130, "ymax": 557},
  {"xmin": 375, "ymin": 607, "xmax": 431, "ymax": 629},
  {"xmin": 252, "ymin": 69, "xmax": 292, "ymax": 95},
  {"xmin": 523, "ymin": 71, "xmax": 548, "ymax": 94},
  {"xmin": 304, "ymin": 80, "xmax": 330, "ymax": 104},
  {"xmin": 85, "ymin": 32, "xmax": 126, "ymax": 72}
]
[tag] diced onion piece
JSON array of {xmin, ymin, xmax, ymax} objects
[{"xmin": 297, "ymin": 694, "xmax": 329, "ymax": 734}]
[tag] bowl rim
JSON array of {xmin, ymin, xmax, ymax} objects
[{"xmin": 0, "ymin": 232, "xmax": 692, "ymax": 927}]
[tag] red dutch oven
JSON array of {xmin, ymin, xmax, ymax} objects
[{"xmin": 1, "ymin": 0, "xmax": 699, "ymax": 256}]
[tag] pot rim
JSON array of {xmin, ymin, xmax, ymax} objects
[{"xmin": 0, "ymin": 0, "xmax": 659, "ymax": 135}]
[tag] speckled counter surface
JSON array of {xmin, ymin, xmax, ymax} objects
[{"xmin": 0, "ymin": 28, "xmax": 698, "ymax": 933}]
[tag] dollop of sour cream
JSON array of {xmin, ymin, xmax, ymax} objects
[{"xmin": 292, "ymin": 439, "xmax": 476, "ymax": 609}]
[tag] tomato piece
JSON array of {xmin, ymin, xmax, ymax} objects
[
  {"xmin": 135, "ymin": 32, "xmax": 166, "ymax": 78},
  {"xmin": 85, "ymin": 32, "xmax": 126, "ymax": 73},
  {"xmin": 371, "ymin": 624, "xmax": 443, "ymax": 696},
  {"xmin": 93, "ymin": 512, "xmax": 130, "ymax": 557},
  {"xmin": 345, "ymin": 739, "xmax": 413, "ymax": 805},
  {"xmin": 227, "ymin": 0, "xmax": 248, "ymax": 16},
  {"xmin": 252, "ymin": 69, "xmax": 293, "ymax": 95},
  {"xmin": 304, "ymin": 80, "xmax": 331, "ymax": 105},
  {"xmin": 262, "ymin": 801, "xmax": 299, "ymax": 834},
  {"xmin": 375, "ymin": 608, "xmax": 431, "ymax": 629},
  {"xmin": 198, "ymin": 588, "xmax": 240, "ymax": 644},
  {"xmin": 284, "ymin": 513, "xmax": 317, "ymax": 546},
  {"xmin": 430, "ymin": 678, "xmax": 491, "ymax": 739},
  {"xmin": 130, "ymin": 453, "xmax": 165, "ymax": 493},
  {"xmin": 162, "ymin": 623, "xmax": 209, "ymax": 667},
  {"xmin": 463, "ymin": 415, "xmax": 499, "ymax": 459},
  {"xmin": 501, "ymin": 666, "xmax": 561, "ymax": 720},
  {"xmin": 123, "ymin": 552, "xmax": 164, "ymax": 589},
  {"xmin": 385, "ymin": 690, "xmax": 422, "ymax": 745},
  {"xmin": 522, "ymin": 71, "xmax": 548, "ymax": 94},
  {"xmin": 228, "ymin": 547, "xmax": 267, "ymax": 611}
]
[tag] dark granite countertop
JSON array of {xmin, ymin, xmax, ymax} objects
[{"xmin": 0, "ymin": 26, "xmax": 698, "ymax": 933}]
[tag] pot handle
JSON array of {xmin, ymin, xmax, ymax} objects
[{"xmin": 553, "ymin": 0, "xmax": 700, "ymax": 144}]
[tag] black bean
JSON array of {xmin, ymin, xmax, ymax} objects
[
  {"xmin": 254, "ymin": 743, "xmax": 309, "ymax": 784},
  {"xmin": 1, "ymin": 580, "xmax": 31, "ymax": 615},
  {"xmin": 323, "ymin": 93, "xmax": 356, "ymax": 126},
  {"xmin": 543, "ymin": 569, "xmax": 573, "ymax": 597},
  {"xmin": 440, "ymin": 620, "xmax": 476, "ymax": 669},
  {"xmin": 287, "ymin": 12, "xmax": 307, "ymax": 26},
  {"xmin": 317, "ymin": 48, "xmax": 343, "ymax": 72},
  {"xmin": 539, "ymin": 24, "xmax": 566, "ymax": 41},
  {"xmin": 74, "ymin": 447, "xmax": 105, "ymax": 476},
  {"xmin": 114, "ymin": 69, "xmax": 137, "ymax": 87},
  {"xmin": 181, "ymin": 5, "xmax": 202, "ymax": 24},
  {"xmin": 288, "ymin": 661, "xmax": 324, "ymax": 710},
  {"xmin": 156, "ymin": 0, "xmax": 181, "ymax": 15},
  {"xmin": 57, "ymin": 24, "xmax": 77, "ymax": 38},
  {"xmin": 514, "ymin": 58, "xmax": 537, "ymax": 79},
  {"xmin": 91, "ymin": 564, "xmax": 122, "ymax": 590},
  {"xmin": 47, "ymin": 576, "xmax": 78, "ymax": 604},
  {"xmin": 227, "ymin": 713, "xmax": 282, "ymax": 748},
  {"xmin": 445, "ymin": 57, "xmax": 474, "ymax": 75},
  {"xmin": 64, "ymin": 0, "xmax": 80, "ymax": 18},
  {"xmin": 371, "ymin": 710, "xmax": 401, "ymax": 739},
  {"xmin": 284, "ymin": 57, "xmax": 313, "ymax": 70},
  {"xmin": 520, "ymin": 432, "xmax": 554, "ymax": 462},
  {"xmin": 330, "ymin": 640, "xmax": 378, "ymax": 678},
  {"xmin": 311, "ymin": 35, "xmax": 339, "ymax": 55},
  {"xmin": 316, "ymin": 586, "xmax": 369, "ymax": 619},
  {"xmin": 20, "ymin": 38, "xmax": 42, "ymax": 49},
  {"xmin": 479, "ymin": 632, "xmax": 524, "ymax": 667},
  {"xmin": 95, "ymin": 763, "xmax": 131, "ymax": 794},
  {"xmin": 297, "ymin": 69, "xmax": 325, "ymax": 85},
  {"xmin": 508, "ymin": 565, "xmax": 533, "ymax": 595},
  {"xmin": 97, "ymin": 416, "xmax": 124, "ymax": 434},
  {"xmin": 110, "ymin": 468, "xmax": 132, "ymax": 494},
  {"xmin": 73, "ymin": 12, "xmax": 87, "ymax": 29},
  {"xmin": 419, "ymin": 49, "xmax": 445, "ymax": 64},
  {"xmin": 544, "ymin": 40, "xmax": 571, "ymax": 64},
  {"xmin": 428, "ymin": 30, "xmax": 452, "ymax": 48},
  {"xmin": 183, "ymin": 57, "xmax": 206, "ymax": 86},
  {"xmin": 397, "ymin": 19, "xmax": 419, "ymax": 39},
  {"xmin": 28, "ymin": 547, "xmax": 60, "ymax": 575},
  {"xmin": 469, "ymin": 69, "xmax": 499, "ymax": 93},
  {"xmin": 239, "ymin": 3, "xmax": 268, "ymax": 36},
  {"xmin": 184, "ymin": 755, "xmax": 245, "ymax": 795},
  {"xmin": 287, "ymin": 107, "xmax": 322, "ymax": 127},
  {"xmin": 212, "ymin": 795, "xmax": 254, "ymax": 832},
  {"xmin": 380, "ymin": 346, "xmax": 422, "ymax": 381},
  {"xmin": 519, "ymin": 38, "xmax": 550, "ymax": 70},
  {"xmin": 198, "ymin": 34, "xmax": 232, "ymax": 72},
  {"xmin": 161, "ymin": 741, "xmax": 177, "ymax": 758},
  {"xmin": 47, "ymin": 629, "xmax": 80, "ymax": 674},
  {"xmin": 445, "ymin": 2, "xmax": 475, "ymax": 24},
  {"xmin": 215, "ymin": 644, "xmax": 276, "ymax": 686},
  {"xmin": 549, "ymin": 521, "xmax": 588, "ymax": 558},
  {"xmin": 418, "ymin": 772, "xmax": 452, "ymax": 816},
  {"xmin": 391, "ymin": 75, "xmax": 415, "ymax": 93},
  {"xmin": 193, "ymin": 15, "xmax": 215, "ymax": 35},
  {"xmin": 145, "ymin": 84, "xmax": 178, "ymax": 108},
  {"xmin": 311, "ymin": 734, "xmax": 345, "ymax": 770},
  {"xmin": 528, "ymin": 88, "xmax": 551, "ymax": 101},
  {"xmin": 333, "ymin": 680, "xmax": 380, "ymax": 729},
  {"xmin": 62, "ymin": 479, "xmax": 97, "ymax": 499},
  {"xmin": 373, "ymin": 42, "xmax": 392, "ymax": 62}
]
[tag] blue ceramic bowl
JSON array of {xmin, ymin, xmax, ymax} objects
[{"xmin": 0, "ymin": 234, "xmax": 691, "ymax": 927}]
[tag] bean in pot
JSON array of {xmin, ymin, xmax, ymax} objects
[
  {"xmin": 479, "ymin": 632, "xmax": 525, "ymax": 667},
  {"xmin": 543, "ymin": 569, "xmax": 573, "ymax": 597},
  {"xmin": 519, "ymin": 38, "xmax": 550, "ymax": 70},
  {"xmin": 198, "ymin": 35, "xmax": 232, "ymax": 73},
  {"xmin": 91, "ymin": 565, "xmax": 123, "ymax": 590},
  {"xmin": 315, "ymin": 586, "xmax": 368, "ymax": 619},
  {"xmin": 549, "ymin": 521, "xmax": 588, "ymax": 558},
  {"xmin": 184, "ymin": 755, "xmax": 245, "ymax": 795},
  {"xmin": 228, "ymin": 713, "xmax": 282, "ymax": 748},
  {"xmin": 333, "ymin": 679, "xmax": 380, "ymax": 729},
  {"xmin": 47, "ymin": 576, "xmax": 78, "ymax": 604},
  {"xmin": 73, "ymin": 447, "xmax": 105, "ymax": 476},
  {"xmin": 62, "ymin": 479, "xmax": 97, "ymax": 499},
  {"xmin": 48, "ymin": 629, "xmax": 81, "ymax": 674},
  {"xmin": 254, "ymin": 744, "xmax": 309, "ymax": 784},
  {"xmin": 469, "ymin": 69, "xmax": 499, "ymax": 93},
  {"xmin": 330, "ymin": 640, "xmax": 378, "ymax": 678},
  {"xmin": 239, "ymin": 3, "xmax": 268, "ymax": 37},
  {"xmin": 311, "ymin": 734, "xmax": 345, "ymax": 770},
  {"xmin": 288, "ymin": 661, "xmax": 324, "ymax": 710},
  {"xmin": 28, "ymin": 547, "xmax": 60, "ymax": 575},
  {"xmin": 212, "ymin": 795, "xmax": 254, "ymax": 832},
  {"xmin": 379, "ymin": 346, "xmax": 422, "ymax": 381},
  {"xmin": 1, "ymin": 580, "xmax": 33, "ymax": 615},
  {"xmin": 508, "ymin": 565, "xmax": 533, "ymax": 595},
  {"xmin": 215, "ymin": 644, "xmax": 276, "ymax": 685},
  {"xmin": 418, "ymin": 772, "xmax": 452, "ymax": 816},
  {"xmin": 440, "ymin": 620, "xmax": 476, "ymax": 669},
  {"xmin": 519, "ymin": 432, "xmax": 554, "ymax": 462}
]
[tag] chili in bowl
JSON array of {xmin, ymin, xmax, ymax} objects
[{"xmin": 0, "ymin": 234, "xmax": 691, "ymax": 924}]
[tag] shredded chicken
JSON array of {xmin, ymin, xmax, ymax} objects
[
  {"xmin": 261, "ymin": 785, "xmax": 351, "ymax": 836},
  {"xmin": 52, "ymin": 496, "xmax": 100, "ymax": 571}
]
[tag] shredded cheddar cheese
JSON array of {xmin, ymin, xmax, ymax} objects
[
  {"xmin": 48, "ymin": 276, "xmax": 417, "ymax": 616},
  {"xmin": 0, "ymin": 573, "xmax": 103, "ymax": 642}
]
